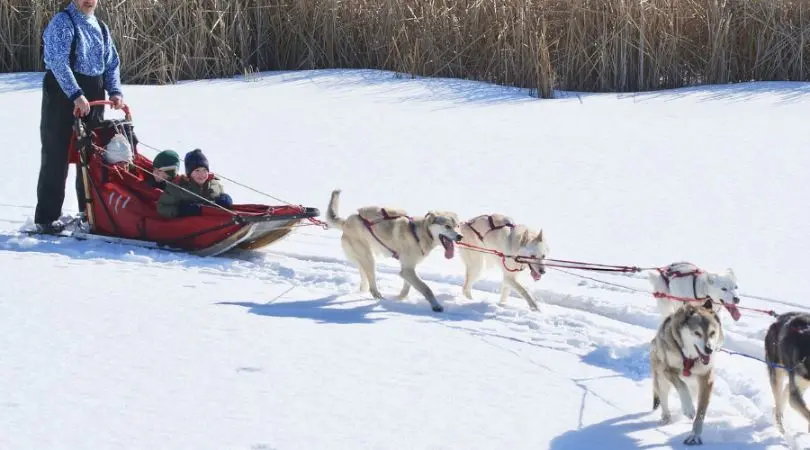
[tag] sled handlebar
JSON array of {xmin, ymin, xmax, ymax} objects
[
  {"xmin": 72, "ymin": 100, "xmax": 132, "ymax": 138},
  {"xmin": 87, "ymin": 100, "xmax": 132, "ymax": 120}
]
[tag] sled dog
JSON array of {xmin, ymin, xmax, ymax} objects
[
  {"xmin": 458, "ymin": 214, "xmax": 548, "ymax": 311},
  {"xmin": 650, "ymin": 299, "xmax": 723, "ymax": 445},
  {"xmin": 325, "ymin": 189, "xmax": 463, "ymax": 312},
  {"xmin": 764, "ymin": 312, "xmax": 810, "ymax": 434},
  {"xmin": 648, "ymin": 261, "xmax": 741, "ymax": 322}
]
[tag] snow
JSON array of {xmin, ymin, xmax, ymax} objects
[{"xmin": 2, "ymin": 69, "xmax": 810, "ymax": 449}]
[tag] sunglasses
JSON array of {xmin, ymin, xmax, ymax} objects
[{"xmin": 156, "ymin": 166, "xmax": 177, "ymax": 178}]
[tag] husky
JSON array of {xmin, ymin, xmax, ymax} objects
[
  {"xmin": 764, "ymin": 312, "xmax": 810, "ymax": 434},
  {"xmin": 648, "ymin": 262, "xmax": 742, "ymax": 322},
  {"xmin": 650, "ymin": 299, "xmax": 724, "ymax": 445},
  {"xmin": 325, "ymin": 189, "xmax": 463, "ymax": 312},
  {"xmin": 458, "ymin": 214, "xmax": 548, "ymax": 311}
]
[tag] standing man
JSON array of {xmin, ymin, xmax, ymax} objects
[{"xmin": 35, "ymin": 0, "xmax": 124, "ymax": 233}]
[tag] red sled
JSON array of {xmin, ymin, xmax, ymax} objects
[{"xmin": 67, "ymin": 100, "xmax": 321, "ymax": 256}]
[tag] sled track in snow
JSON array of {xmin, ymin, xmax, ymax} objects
[
  {"xmin": 254, "ymin": 248, "xmax": 800, "ymax": 448},
  {"xmin": 0, "ymin": 228, "xmax": 799, "ymax": 448},
  {"xmin": 260, "ymin": 248, "xmax": 773, "ymax": 354}
]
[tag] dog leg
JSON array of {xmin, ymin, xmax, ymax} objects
[
  {"xmin": 461, "ymin": 251, "xmax": 482, "ymax": 299},
  {"xmin": 663, "ymin": 369, "xmax": 695, "ymax": 419},
  {"xmin": 505, "ymin": 275, "xmax": 539, "ymax": 311},
  {"xmin": 684, "ymin": 373, "xmax": 713, "ymax": 445},
  {"xmin": 654, "ymin": 367, "xmax": 673, "ymax": 424},
  {"xmin": 788, "ymin": 373, "xmax": 810, "ymax": 432},
  {"xmin": 341, "ymin": 237, "xmax": 368, "ymax": 293},
  {"xmin": 400, "ymin": 267, "xmax": 443, "ymax": 312},
  {"xmin": 769, "ymin": 367, "xmax": 787, "ymax": 433},
  {"xmin": 353, "ymin": 241, "xmax": 382, "ymax": 299},
  {"xmin": 498, "ymin": 282, "xmax": 512, "ymax": 306},
  {"xmin": 657, "ymin": 297, "xmax": 675, "ymax": 320},
  {"xmin": 397, "ymin": 280, "xmax": 411, "ymax": 300},
  {"xmin": 780, "ymin": 384, "xmax": 791, "ymax": 433}
]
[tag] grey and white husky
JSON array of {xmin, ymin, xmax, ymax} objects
[{"xmin": 650, "ymin": 299, "xmax": 724, "ymax": 445}]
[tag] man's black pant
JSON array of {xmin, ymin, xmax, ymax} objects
[{"xmin": 35, "ymin": 71, "xmax": 105, "ymax": 225}]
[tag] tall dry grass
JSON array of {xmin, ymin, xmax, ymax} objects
[{"xmin": 1, "ymin": 0, "xmax": 808, "ymax": 98}]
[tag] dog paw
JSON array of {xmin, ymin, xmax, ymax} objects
[
  {"xmin": 682, "ymin": 405, "xmax": 696, "ymax": 420},
  {"xmin": 774, "ymin": 415, "xmax": 785, "ymax": 434},
  {"xmin": 432, "ymin": 304, "xmax": 444, "ymax": 313},
  {"xmin": 683, "ymin": 433, "xmax": 702, "ymax": 445},
  {"xmin": 660, "ymin": 414, "xmax": 672, "ymax": 425},
  {"xmin": 370, "ymin": 290, "xmax": 384, "ymax": 300}
]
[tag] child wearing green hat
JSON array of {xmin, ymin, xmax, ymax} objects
[{"xmin": 149, "ymin": 149, "xmax": 180, "ymax": 190}]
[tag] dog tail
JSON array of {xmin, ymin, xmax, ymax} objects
[{"xmin": 326, "ymin": 189, "xmax": 345, "ymax": 230}]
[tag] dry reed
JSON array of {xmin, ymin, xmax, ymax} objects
[{"xmin": 1, "ymin": 0, "xmax": 808, "ymax": 98}]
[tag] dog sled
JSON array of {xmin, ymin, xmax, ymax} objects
[{"xmin": 55, "ymin": 100, "xmax": 320, "ymax": 257}]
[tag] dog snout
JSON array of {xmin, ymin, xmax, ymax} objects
[
  {"xmin": 704, "ymin": 345, "xmax": 713, "ymax": 355},
  {"xmin": 454, "ymin": 234, "xmax": 463, "ymax": 242},
  {"xmin": 733, "ymin": 296, "xmax": 740, "ymax": 304}
]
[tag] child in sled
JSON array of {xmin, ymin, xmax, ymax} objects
[
  {"xmin": 147, "ymin": 149, "xmax": 180, "ymax": 190},
  {"xmin": 156, "ymin": 149, "xmax": 233, "ymax": 218},
  {"xmin": 104, "ymin": 133, "xmax": 135, "ymax": 172}
]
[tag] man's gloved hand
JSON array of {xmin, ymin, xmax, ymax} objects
[{"xmin": 177, "ymin": 202, "xmax": 202, "ymax": 217}]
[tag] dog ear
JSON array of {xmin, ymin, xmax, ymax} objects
[
  {"xmin": 685, "ymin": 305, "xmax": 696, "ymax": 317},
  {"xmin": 725, "ymin": 268, "xmax": 736, "ymax": 282},
  {"xmin": 424, "ymin": 212, "xmax": 436, "ymax": 224},
  {"xmin": 536, "ymin": 229, "xmax": 544, "ymax": 242},
  {"xmin": 702, "ymin": 299, "xmax": 714, "ymax": 310}
]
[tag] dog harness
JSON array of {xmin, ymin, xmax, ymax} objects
[
  {"xmin": 657, "ymin": 264, "xmax": 707, "ymax": 301},
  {"xmin": 360, "ymin": 208, "xmax": 421, "ymax": 260},
  {"xmin": 465, "ymin": 215, "xmax": 535, "ymax": 273},
  {"xmin": 674, "ymin": 341, "xmax": 703, "ymax": 376},
  {"xmin": 660, "ymin": 314, "xmax": 705, "ymax": 377},
  {"xmin": 465, "ymin": 214, "xmax": 515, "ymax": 241}
]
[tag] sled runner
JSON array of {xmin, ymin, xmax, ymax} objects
[{"xmin": 57, "ymin": 100, "xmax": 320, "ymax": 257}]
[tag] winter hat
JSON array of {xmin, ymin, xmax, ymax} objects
[
  {"xmin": 104, "ymin": 134, "xmax": 133, "ymax": 165},
  {"xmin": 184, "ymin": 148, "xmax": 209, "ymax": 175},
  {"xmin": 153, "ymin": 149, "xmax": 180, "ymax": 171}
]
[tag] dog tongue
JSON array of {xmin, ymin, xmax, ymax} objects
[
  {"xmin": 725, "ymin": 303, "xmax": 742, "ymax": 321},
  {"xmin": 694, "ymin": 346, "xmax": 712, "ymax": 365},
  {"xmin": 530, "ymin": 266, "xmax": 542, "ymax": 281},
  {"xmin": 441, "ymin": 236, "xmax": 454, "ymax": 259}
]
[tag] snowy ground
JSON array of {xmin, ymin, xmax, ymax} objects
[{"xmin": 1, "ymin": 70, "xmax": 810, "ymax": 449}]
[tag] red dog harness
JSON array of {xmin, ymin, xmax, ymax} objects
[
  {"xmin": 465, "ymin": 215, "xmax": 515, "ymax": 241},
  {"xmin": 360, "ymin": 208, "xmax": 421, "ymax": 260},
  {"xmin": 657, "ymin": 264, "xmax": 707, "ymax": 301}
]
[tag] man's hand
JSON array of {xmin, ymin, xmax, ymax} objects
[
  {"xmin": 73, "ymin": 95, "xmax": 90, "ymax": 117},
  {"xmin": 110, "ymin": 94, "xmax": 124, "ymax": 110}
]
